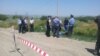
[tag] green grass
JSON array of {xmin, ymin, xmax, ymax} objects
[
  {"xmin": 0, "ymin": 17, "xmax": 97, "ymax": 42},
  {"xmin": 72, "ymin": 35, "xmax": 96, "ymax": 42}
]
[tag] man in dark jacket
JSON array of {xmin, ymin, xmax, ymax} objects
[
  {"xmin": 21, "ymin": 18, "xmax": 26, "ymax": 33},
  {"xmin": 64, "ymin": 18, "xmax": 69, "ymax": 35},
  {"xmin": 45, "ymin": 16, "xmax": 51, "ymax": 37},
  {"xmin": 94, "ymin": 16, "xmax": 100, "ymax": 56}
]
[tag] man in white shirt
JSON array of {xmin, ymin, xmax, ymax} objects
[
  {"xmin": 24, "ymin": 17, "xmax": 28, "ymax": 32},
  {"xmin": 17, "ymin": 17, "xmax": 22, "ymax": 33},
  {"xmin": 68, "ymin": 14, "xmax": 75, "ymax": 36},
  {"xmin": 30, "ymin": 17, "xmax": 34, "ymax": 32}
]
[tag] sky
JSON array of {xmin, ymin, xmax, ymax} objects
[{"xmin": 0, "ymin": 0, "xmax": 100, "ymax": 16}]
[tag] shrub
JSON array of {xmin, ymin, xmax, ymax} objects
[
  {"xmin": 34, "ymin": 20, "xmax": 46, "ymax": 32},
  {"xmin": 40, "ymin": 16, "xmax": 47, "ymax": 20},
  {"xmin": 74, "ymin": 20, "xmax": 97, "ymax": 37},
  {"xmin": 0, "ymin": 14, "xmax": 8, "ymax": 21},
  {"xmin": 76, "ymin": 16, "xmax": 95, "ymax": 22}
]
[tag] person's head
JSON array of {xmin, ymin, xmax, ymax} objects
[
  {"xmin": 65, "ymin": 18, "xmax": 68, "ymax": 20},
  {"xmin": 70, "ymin": 14, "xmax": 74, "ymax": 18},
  {"xmin": 19, "ymin": 16, "xmax": 22, "ymax": 20},
  {"xmin": 47, "ymin": 16, "xmax": 52, "ymax": 20},
  {"xmin": 56, "ymin": 16, "xmax": 58, "ymax": 18},
  {"xmin": 48, "ymin": 16, "xmax": 51, "ymax": 18},
  {"xmin": 31, "ymin": 17, "xmax": 33, "ymax": 20}
]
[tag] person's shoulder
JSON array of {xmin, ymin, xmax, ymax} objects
[{"xmin": 96, "ymin": 16, "xmax": 100, "ymax": 19}]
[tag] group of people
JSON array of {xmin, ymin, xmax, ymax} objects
[
  {"xmin": 18, "ymin": 17, "xmax": 34, "ymax": 33},
  {"xmin": 45, "ymin": 15, "xmax": 75, "ymax": 38},
  {"xmin": 17, "ymin": 15, "xmax": 100, "ymax": 56}
]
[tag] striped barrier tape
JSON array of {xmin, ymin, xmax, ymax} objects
[{"xmin": 18, "ymin": 37, "xmax": 49, "ymax": 56}]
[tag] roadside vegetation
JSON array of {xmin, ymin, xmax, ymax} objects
[{"xmin": 0, "ymin": 14, "xmax": 99, "ymax": 42}]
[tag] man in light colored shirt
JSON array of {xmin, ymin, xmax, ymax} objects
[
  {"xmin": 24, "ymin": 17, "xmax": 28, "ymax": 32},
  {"xmin": 17, "ymin": 17, "xmax": 22, "ymax": 33},
  {"xmin": 30, "ymin": 17, "xmax": 34, "ymax": 32},
  {"xmin": 68, "ymin": 14, "xmax": 75, "ymax": 36},
  {"xmin": 52, "ymin": 16, "xmax": 61, "ymax": 38}
]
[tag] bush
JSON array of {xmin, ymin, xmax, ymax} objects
[
  {"xmin": 76, "ymin": 16, "xmax": 95, "ymax": 22},
  {"xmin": 34, "ymin": 20, "xmax": 46, "ymax": 32},
  {"xmin": 74, "ymin": 20, "xmax": 97, "ymax": 37},
  {"xmin": 0, "ymin": 14, "xmax": 8, "ymax": 21}
]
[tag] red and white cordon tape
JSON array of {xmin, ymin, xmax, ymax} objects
[{"xmin": 18, "ymin": 37, "xmax": 49, "ymax": 56}]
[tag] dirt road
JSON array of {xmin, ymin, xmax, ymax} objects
[{"xmin": 0, "ymin": 28, "xmax": 95, "ymax": 56}]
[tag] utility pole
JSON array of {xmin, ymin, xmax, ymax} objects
[{"xmin": 57, "ymin": 0, "xmax": 59, "ymax": 17}]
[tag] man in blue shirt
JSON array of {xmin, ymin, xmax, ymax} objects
[
  {"xmin": 52, "ymin": 16, "xmax": 61, "ymax": 38},
  {"xmin": 68, "ymin": 15, "xmax": 75, "ymax": 36}
]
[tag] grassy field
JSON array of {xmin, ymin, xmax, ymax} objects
[{"xmin": 0, "ymin": 15, "xmax": 98, "ymax": 42}]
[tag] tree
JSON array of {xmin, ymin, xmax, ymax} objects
[{"xmin": 12, "ymin": 15, "xmax": 21, "ymax": 19}]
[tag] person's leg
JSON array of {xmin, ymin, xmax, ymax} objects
[
  {"xmin": 68, "ymin": 26, "xmax": 74, "ymax": 36},
  {"xmin": 48, "ymin": 26, "xmax": 51, "ymax": 37},
  {"xmin": 30, "ymin": 24, "xmax": 32, "ymax": 32},
  {"xmin": 95, "ymin": 38, "xmax": 100, "ymax": 55},
  {"xmin": 33, "ymin": 24, "xmax": 34, "ymax": 32},
  {"xmin": 19, "ymin": 24, "xmax": 21, "ymax": 33},
  {"xmin": 68, "ymin": 26, "xmax": 71, "ymax": 36},
  {"xmin": 64, "ymin": 25, "xmax": 67, "ymax": 31},
  {"xmin": 53, "ymin": 26, "xmax": 56, "ymax": 37},
  {"xmin": 22, "ymin": 24, "xmax": 24, "ymax": 33},
  {"xmin": 70, "ymin": 26, "xmax": 74, "ymax": 35},
  {"xmin": 46, "ymin": 29, "xmax": 49, "ymax": 37},
  {"xmin": 26, "ymin": 24, "xmax": 28, "ymax": 32},
  {"xmin": 56, "ymin": 26, "xmax": 60, "ymax": 38}
]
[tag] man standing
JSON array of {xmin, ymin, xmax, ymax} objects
[
  {"xmin": 45, "ymin": 16, "xmax": 51, "ymax": 37},
  {"xmin": 68, "ymin": 15, "xmax": 75, "ymax": 36},
  {"xmin": 94, "ymin": 16, "xmax": 100, "ymax": 56},
  {"xmin": 24, "ymin": 17, "xmax": 28, "ymax": 32},
  {"xmin": 52, "ymin": 16, "xmax": 61, "ymax": 38},
  {"xmin": 17, "ymin": 17, "xmax": 22, "ymax": 33},
  {"xmin": 64, "ymin": 18, "xmax": 69, "ymax": 34},
  {"xmin": 30, "ymin": 17, "xmax": 34, "ymax": 32},
  {"xmin": 21, "ymin": 17, "xmax": 26, "ymax": 33}
]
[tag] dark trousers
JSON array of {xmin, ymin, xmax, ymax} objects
[
  {"xmin": 25, "ymin": 24, "xmax": 28, "ymax": 32},
  {"xmin": 30, "ymin": 24, "xmax": 34, "ymax": 32},
  {"xmin": 46, "ymin": 26, "xmax": 50, "ymax": 37},
  {"xmin": 21, "ymin": 24, "xmax": 27, "ymax": 33},
  {"xmin": 95, "ymin": 31, "xmax": 100, "ymax": 55},
  {"xmin": 18, "ymin": 24, "xmax": 22, "ymax": 33},
  {"xmin": 53, "ymin": 26, "xmax": 60, "ymax": 38},
  {"xmin": 68, "ymin": 26, "xmax": 74, "ymax": 36},
  {"xmin": 64, "ymin": 25, "xmax": 68, "ymax": 32}
]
